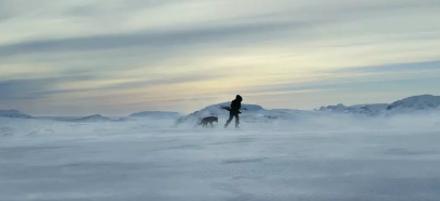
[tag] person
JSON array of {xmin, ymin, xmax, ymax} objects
[{"xmin": 224, "ymin": 95, "xmax": 243, "ymax": 128}]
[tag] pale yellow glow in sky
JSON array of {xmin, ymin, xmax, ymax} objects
[{"xmin": 0, "ymin": 0, "xmax": 439, "ymax": 115}]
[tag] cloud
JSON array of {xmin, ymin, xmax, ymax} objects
[
  {"xmin": 0, "ymin": 0, "xmax": 439, "ymax": 115},
  {"xmin": 0, "ymin": 75, "xmax": 93, "ymax": 100},
  {"xmin": 243, "ymin": 60, "xmax": 440, "ymax": 100},
  {"xmin": 0, "ymin": 20, "xmax": 305, "ymax": 57},
  {"xmin": 335, "ymin": 60, "xmax": 440, "ymax": 73},
  {"xmin": 2, "ymin": 0, "xmax": 438, "ymax": 57},
  {"xmin": 0, "ymin": 69, "xmax": 226, "ymax": 102}
]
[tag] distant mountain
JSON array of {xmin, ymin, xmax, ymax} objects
[
  {"xmin": 73, "ymin": 114, "xmax": 113, "ymax": 122},
  {"xmin": 130, "ymin": 111, "xmax": 181, "ymax": 119},
  {"xmin": 319, "ymin": 95, "xmax": 440, "ymax": 116},
  {"xmin": 386, "ymin": 95, "xmax": 440, "ymax": 113},
  {"xmin": 178, "ymin": 94, "xmax": 440, "ymax": 125},
  {"xmin": 0, "ymin": 110, "xmax": 32, "ymax": 118},
  {"xmin": 318, "ymin": 103, "xmax": 389, "ymax": 116},
  {"xmin": 2, "ymin": 95, "xmax": 439, "ymax": 122}
]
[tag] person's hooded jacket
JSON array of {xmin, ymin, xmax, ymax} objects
[{"xmin": 230, "ymin": 95, "xmax": 242, "ymax": 114}]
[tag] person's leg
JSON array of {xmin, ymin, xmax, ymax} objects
[
  {"xmin": 235, "ymin": 114, "xmax": 240, "ymax": 128},
  {"xmin": 224, "ymin": 112, "xmax": 233, "ymax": 128}
]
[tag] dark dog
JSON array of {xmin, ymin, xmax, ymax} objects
[{"xmin": 199, "ymin": 116, "xmax": 218, "ymax": 127}]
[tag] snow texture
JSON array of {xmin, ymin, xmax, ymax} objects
[{"xmin": 1, "ymin": 95, "xmax": 440, "ymax": 200}]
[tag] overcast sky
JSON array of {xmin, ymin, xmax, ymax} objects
[{"xmin": 1, "ymin": 0, "xmax": 440, "ymax": 115}]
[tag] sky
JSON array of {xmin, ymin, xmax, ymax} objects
[{"xmin": 0, "ymin": 0, "xmax": 440, "ymax": 115}]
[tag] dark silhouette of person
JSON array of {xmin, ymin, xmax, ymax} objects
[{"xmin": 224, "ymin": 95, "xmax": 243, "ymax": 128}]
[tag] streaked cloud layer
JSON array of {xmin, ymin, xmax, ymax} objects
[{"xmin": 1, "ymin": 0, "xmax": 439, "ymax": 115}]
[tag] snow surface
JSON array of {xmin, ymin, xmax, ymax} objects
[
  {"xmin": 2, "ymin": 111, "xmax": 440, "ymax": 201},
  {"xmin": 2, "ymin": 95, "xmax": 440, "ymax": 200}
]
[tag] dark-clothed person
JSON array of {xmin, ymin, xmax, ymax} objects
[{"xmin": 225, "ymin": 95, "xmax": 243, "ymax": 128}]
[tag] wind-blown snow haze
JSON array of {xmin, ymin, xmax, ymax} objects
[
  {"xmin": 1, "ymin": 0, "xmax": 440, "ymax": 200},
  {"xmin": 2, "ymin": 95, "xmax": 440, "ymax": 200}
]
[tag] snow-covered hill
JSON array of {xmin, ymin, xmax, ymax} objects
[
  {"xmin": 178, "ymin": 94, "xmax": 440, "ymax": 125},
  {"xmin": 73, "ymin": 114, "xmax": 114, "ymax": 122},
  {"xmin": 177, "ymin": 102, "xmax": 315, "ymax": 125},
  {"xmin": 387, "ymin": 95, "xmax": 440, "ymax": 113},
  {"xmin": 130, "ymin": 111, "xmax": 181, "ymax": 119},
  {"xmin": 319, "ymin": 95, "xmax": 440, "ymax": 116},
  {"xmin": 0, "ymin": 110, "xmax": 32, "ymax": 118},
  {"xmin": 318, "ymin": 103, "xmax": 389, "ymax": 116},
  {"xmin": 2, "ymin": 95, "xmax": 439, "ymax": 124}
]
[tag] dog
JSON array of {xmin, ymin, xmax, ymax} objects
[{"xmin": 199, "ymin": 116, "xmax": 218, "ymax": 127}]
